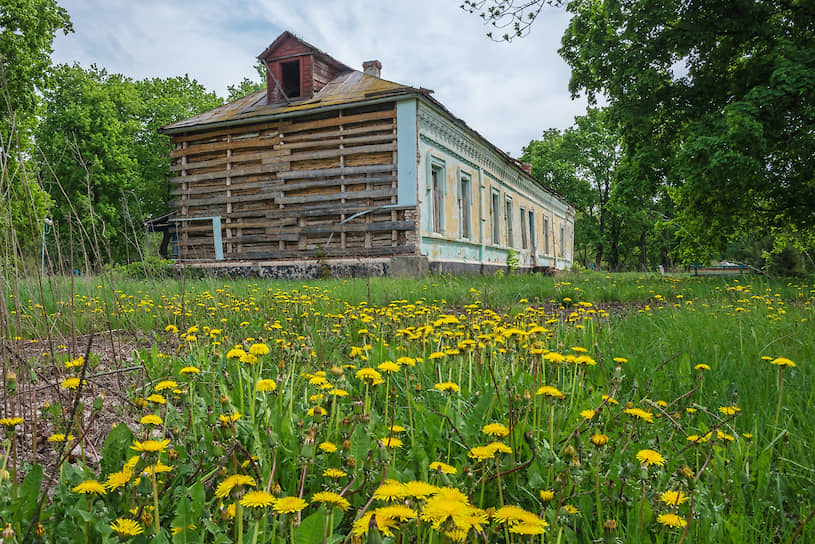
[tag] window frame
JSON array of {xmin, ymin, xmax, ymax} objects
[
  {"xmin": 520, "ymin": 206, "xmax": 528, "ymax": 249},
  {"xmin": 504, "ymin": 196, "xmax": 514, "ymax": 248},
  {"xmin": 428, "ymin": 156, "xmax": 446, "ymax": 234},
  {"xmin": 491, "ymin": 190, "xmax": 501, "ymax": 245},
  {"xmin": 458, "ymin": 171, "xmax": 473, "ymax": 240}
]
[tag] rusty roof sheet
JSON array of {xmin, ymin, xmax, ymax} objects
[{"xmin": 160, "ymin": 71, "xmax": 414, "ymax": 133}]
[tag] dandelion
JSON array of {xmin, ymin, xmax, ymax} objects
[
  {"xmin": 0, "ymin": 417, "xmax": 23, "ymax": 429},
  {"xmin": 227, "ymin": 347, "xmax": 246, "ymax": 359},
  {"xmin": 719, "ymin": 405, "xmax": 740, "ymax": 416},
  {"xmin": 660, "ymin": 490, "xmax": 689, "ymax": 506},
  {"xmin": 139, "ymin": 414, "xmax": 162, "ymax": 426},
  {"xmin": 218, "ymin": 412, "xmax": 241, "ymax": 424},
  {"xmin": 770, "ymin": 357, "xmax": 795, "ymax": 368},
  {"xmin": 318, "ymin": 441, "xmax": 337, "ymax": 453},
  {"xmin": 378, "ymin": 361, "xmax": 400, "ymax": 373},
  {"xmin": 65, "ymin": 356, "xmax": 84, "ymax": 368},
  {"xmin": 47, "ymin": 433, "xmax": 74, "ymax": 443},
  {"xmin": 657, "ymin": 512, "xmax": 687, "ymax": 528},
  {"xmin": 591, "ymin": 433, "xmax": 609, "ymax": 446},
  {"xmin": 380, "ymin": 436, "xmax": 403, "ymax": 449},
  {"xmin": 695, "ymin": 363, "xmax": 711, "ymax": 371},
  {"xmin": 311, "ymin": 491, "xmax": 350, "ymax": 511},
  {"xmin": 105, "ymin": 469, "xmax": 133, "ymax": 491},
  {"xmin": 131, "ymin": 439, "xmax": 170, "ymax": 454},
  {"xmin": 482, "ymin": 423, "xmax": 510, "ymax": 438},
  {"xmin": 429, "ymin": 461, "xmax": 457, "ymax": 475},
  {"xmin": 249, "ymin": 343, "xmax": 269, "ymax": 355},
  {"xmin": 434, "ymin": 382, "xmax": 460, "ymax": 393},
  {"xmin": 624, "ymin": 407, "xmax": 655, "ymax": 423},
  {"xmin": 403, "ymin": 480, "xmax": 439, "ymax": 500},
  {"xmin": 272, "ymin": 496, "xmax": 308, "ymax": 514},
  {"xmin": 613, "ymin": 357, "xmax": 628, "ymax": 364},
  {"xmin": 389, "ymin": 424, "xmax": 406, "ymax": 433},
  {"xmin": 355, "ymin": 367, "xmax": 383, "ymax": 384},
  {"xmin": 636, "ymin": 449, "xmax": 665, "ymax": 467},
  {"xmin": 256, "ymin": 379, "xmax": 277, "ymax": 392},
  {"xmin": 535, "ymin": 385, "xmax": 565, "ymax": 399},
  {"xmin": 154, "ymin": 380, "xmax": 178, "ymax": 392},
  {"xmin": 110, "ymin": 518, "xmax": 144, "ymax": 537},
  {"xmin": 240, "ymin": 490, "xmax": 275, "ymax": 509},
  {"xmin": 72, "ymin": 480, "xmax": 107, "ymax": 495},
  {"xmin": 322, "ymin": 468, "xmax": 347, "ymax": 479},
  {"xmin": 215, "ymin": 474, "xmax": 257, "ymax": 499},
  {"xmin": 60, "ymin": 377, "xmax": 81, "ymax": 390},
  {"xmin": 580, "ymin": 409, "xmax": 596, "ymax": 419},
  {"xmin": 539, "ymin": 490, "xmax": 555, "ymax": 503},
  {"xmin": 564, "ymin": 504, "xmax": 579, "ymax": 514},
  {"xmin": 164, "ymin": 325, "xmax": 179, "ymax": 333},
  {"xmin": 179, "ymin": 366, "xmax": 200, "ymax": 375},
  {"xmin": 240, "ymin": 353, "xmax": 258, "ymax": 365},
  {"xmin": 468, "ymin": 446, "xmax": 496, "ymax": 462},
  {"xmin": 146, "ymin": 394, "xmax": 166, "ymax": 405},
  {"xmin": 373, "ymin": 480, "xmax": 408, "ymax": 501}
]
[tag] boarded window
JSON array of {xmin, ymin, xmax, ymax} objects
[
  {"xmin": 459, "ymin": 173, "xmax": 472, "ymax": 239},
  {"xmin": 543, "ymin": 216, "xmax": 549, "ymax": 254},
  {"xmin": 560, "ymin": 224, "xmax": 566, "ymax": 256},
  {"xmin": 505, "ymin": 197, "xmax": 513, "ymax": 247},
  {"xmin": 431, "ymin": 163, "xmax": 444, "ymax": 234},
  {"xmin": 491, "ymin": 191, "xmax": 501, "ymax": 244},
  {"xmin": 281, "ymin": 60, "xmax": 301, "ymax": 98},
  {"xmin": 528, "ymin": 210, "xmax": 536, "ymax": 250},
  {"xmin": 520, "ymin": 207, "xmax": 528, "ymax": 249}
]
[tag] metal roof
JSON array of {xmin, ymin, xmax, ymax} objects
[{"xmin": 159, "ymin": 71, "xmax": 414, "ymax": 134}]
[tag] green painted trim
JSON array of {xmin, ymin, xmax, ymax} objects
[
  {"xmin": 420, "ymin": 134, "xmax": 479, "ymax": 170},
  {"xmin": 396, "ymin": 99, "xmax": 418, "ymax": 206}
]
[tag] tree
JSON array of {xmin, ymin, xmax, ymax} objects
[
  {"xmin": 36, "ymin": 65, "xmax": 222, "ymax": 264},
  {"xmin": 467, "ymin": 0, "xmax": 815, "ymax": 260},
  {"xmin": 226, "ymin": 61, "xmax": 266, "ymax": 101},
  {"xmin": 0, "ymin": 0, "xmax": 72, "ymax": 251}
]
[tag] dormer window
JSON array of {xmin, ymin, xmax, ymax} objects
[{"xmin": 281, "ymin": 60, "xmax": 301, "ymax": 99}]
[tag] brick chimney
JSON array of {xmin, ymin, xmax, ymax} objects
[
  {"xmin": 363, "ymin": 60, "xmax": 382, "ymax": 78},
  {"xmin": 521, "ymin": 162, "xmax": 532, "ymax": 175}
]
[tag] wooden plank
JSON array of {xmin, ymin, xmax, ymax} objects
[
  {"xmin": 279, "ymin": 175, "xmax": 394, "ymax": 194},
  {"xmin": 170, "ymin": 135, "xmax": 280, "ymax": 158},
  {"xmin": 282, "ymin": 132, "xmax": 394, "ymax": 150},
  {"xmin": 170, "ymin": 179, "xmax": 280, "ymax": 197},
  {"xmin": 277, "ymin": 188, "xmax": 394, "ymax": 205},
  {"xmin": 170, "ymin": 162, "xmax": 283, "ymax": 184},
  {"xmin": 242, "ymin": 245, "xmax": 411, "ymax": 260},
  {"xmin": 170, "ymin": 149, "xmax": 288, "ymax": 172},
  {"xmin": 284, "ymin": 108, "xmax": 395, "ymax": 135},
  {"xmin": 172, "ymin": 122, "xmax": 281, "ymax": 143},
  {"xmin": 276, "ymin": 163, "xmax": 394, "ymax": 180},
  {"xmin": 279, "ymin": 143, "xmax": 395, "ymax": 163},
  {"xmin": 170, "ymin": 192, "xmax": 276, "ymax": 208},
  {"xmin": 283, "ymin": 122, "xmax": 395, "ymax": 143}
]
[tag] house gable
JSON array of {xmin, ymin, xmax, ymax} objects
[{"xmin": 258, "ymin": 31, "xmax": 352, "ymax": 104}]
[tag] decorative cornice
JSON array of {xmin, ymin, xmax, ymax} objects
[{"xmin": 418, "ymin": 103, "xmax": 570, "ymax": 215}]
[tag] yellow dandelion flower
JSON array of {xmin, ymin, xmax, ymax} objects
[
  {"xmin": 272, "ymin": 496, "xmax": 308, "ymax": 514},
  {"xmin": 256, "ymin": 379, "xmax": 277, "ymax": 392},
  {"xmin": 591, "ymin": 433, "xmax": 609, "ymax": 446},
  {"xmin": 218, "ymin": 412, "xmax": 241, "ymax": 424},
  {"xmin": 482, "ymin": 423, "xmax": 510, "ymax": 438},
  {"xmin": 104, "ymin": 469, "xmax": 133, "ymax": 491},
  {"xmin": 378, "ymin": 361, "xmax": 400, "ymax": 373},
  {"xmin": 145, "ymin": 393, "xmax": 166, "ymax": 404},
  {"xmin": 660, "ymin": 490, "xmax": 689, "ymax": 506},
  {"xmin": 580, "ymin": 409, "xmax": 596, "ymax": 419},
  {"xmin": 770, "ymin": 357, "xmax": 795, "ymax": 367},
  {"xmin": 624, "ymin": 407, "xmax": 655, "ymax": 423},
  {"xmin": 240, "ymin": 490, "xmax": 275, "ymax": 509},
  {"xmin": 322, "ymin": 468, "xmax": 347, "ymax": 479},
  {"xmin": 311, "ymin": 491, "xmax": 350, "ymax": 511},
  {"xmin": 249, "ymin": 343, "xmax": 270, "ymax": 355},
  {"xmin": 131, "ymin": 439, "xmax": 170, "ymax": 454},
  {"xmin": 60, "ymin": 377, "xmax": 81, "ymax": 390},
  {"xmin": 380, "ymin": 436, "xmax": 403, "ymax": 449},
  {"xmin": 355, "ymin": 367, "xmax": 383, "ymax": 384},
  {"xmin": 539, "ymin": 490, "xmax": 555, "ymax": 503},
  {"xmin": 318, "ymin": 441, "xmax": 337, "ymax": 453},
  {"xmin": 0, "ymin": 417, "xmax": 23, "ymax": 428},
  {"xmin": 72, "ymin": 480, "xmax": 107, "ymax": 495},
  {"xmin": 429, "ymin": 461, "xmax": 457, "ymax": 475},
  {"xmin": 179, "ymin": 366, "xmax": 200, "ymax": 375},
  {"xmin": 47, "ymin": 433, "xmax": 74, "ymax": 443},
  {"xmin": 373, "ymin": 480, "xmax": 408, "ymax": 501},
  {"xmin": 695, "ymin": 363, "xmax": 711, "ymax": 371},
  {"xmin": 139, "ymin": 414, "xmax": 162, "ymax": 426},
  {"xmin": 110, "ymin": 518, "xmax": 144, "ymax": 536},
  {"xmin": 434, "ymin": 382, "xmax": 460, "ymax": 393},
  {"xmin": 226, "ymin": 347, "xmax": 246, "ymax": 359},
  {"xmin": 215, "ymin": 474, "xmax": 257, "ymax": 499},
  {"xmin": 164, "ymin": 325, "xmax": 179, "ymax": 334},
  {"xmin": 636, "ymin": 449, "xmax": 665, "ymax": 467},
  {"xmin": 154, "ymin": 380, "xmax": 177, "ymax": 392},
  {"xmin": 468, "ymin": 445, "xmax": 495, "ymax": 462},
  {"xmin": 536, "ymin": 385, "xmax": 565, "ymax": 399},
  {"xmin": 657, "ymin": 512, "xmax": 687, "ymax": 528},
  {"xmin": 403, "ymin": 480, "xmax": 439, "ymax": 500}
]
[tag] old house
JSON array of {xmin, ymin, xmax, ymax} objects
[{"xmin": 160, "ymin": 31, "xmax": 574, "ymax": 276}]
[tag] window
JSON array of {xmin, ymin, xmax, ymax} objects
[
  {"xmin": 458, "ymin": 172, "xmax": 472, "ymax": 239},
  {"xmin": 491, "ymin": 190, "xmax": 501, "ymax": 244},
  {"xmin": 560, "ymin": 224, "xmax": 566, "ymax": 257},
  {"xmin": 528, "ymin": 210, "xmax": 535, "ymax": 250},
  {"xmin": 520, "ymin": 207, "xmax": 528, "ymax": 249},
  {"xmin": 281, "ymin": 60, "xmax": 301, "ymax": 98},
  {"xmin": 543, "ymin": 216, "xmax": 549, "ymax": 255},
  {"xmin": 505, "ymin": 197, "xmax": 513, "ymax": 247},
  {"xmin": 430, "ymin": 161, "xmax": 445, "ymax": 234}
]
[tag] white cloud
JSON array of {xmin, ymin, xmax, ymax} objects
[{"xmin": 51, "ymin": 0, "xmax": 589, "ymax": 154}]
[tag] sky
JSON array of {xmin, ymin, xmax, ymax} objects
[{"xmin": 50, "ymin": 0, "xmax": 591, "ymax": 157}]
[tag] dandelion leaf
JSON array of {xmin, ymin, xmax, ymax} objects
[
  {"xmin": 101, "ymin": 422, "xmax": 134, "ymax": 475},
  {"xmin": 294, "ymin": 509, "xmax": 328, "ymax": 544}
]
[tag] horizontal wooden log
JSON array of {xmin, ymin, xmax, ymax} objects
[
  {"xmin": 170, "ymin": 192, "xmax": 275, "ymax": 208},
  {"xmin": 170, "ymin": 149, "xmax": 289, "ymax": 172},
  {"xmin": 276, "ymin": 163, "xmax": 394, "ymax": 180},
  {"xmin": 170, "ymin": 179, "xmax": 281, "ymax": 197},
  {"xmin": 283, "ymin": 108, "xmax": 394, "ymax": 135},
  {"xmin": 276, "ymin": 188, "xmax": 394, "ymax": 205},
  {"xmin": 241, "ymin": 245, "xmax": 413, "ymax": 260},
  {"xmin": 279, "ymin": 175, "xmax": 394, "ymax": 194},
  {"xmin": 170, "ymin": 162, "xmax": 283, "ymax": 184},
  {"xmin": 282, "ymin": 132, "xmax": 394, "ymax": 150},
  {"xmin": 282, "ymin": 121, "xmax": 395, "ymax": 143},
  {"xmin": 171, "ymin": 134, "xmax": 280, "ymax": 158},
  {"xmin": 172, "ymin": 121, "xmax": 281, "ymax": 143},
  {"xmin": 267, "ymin": 142, "xmax": 395, "ymax": 163}
]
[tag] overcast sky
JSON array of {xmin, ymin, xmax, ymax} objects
[{"xmin": 50, "ymin": 0, "xmax": 590, "ymax": 156}]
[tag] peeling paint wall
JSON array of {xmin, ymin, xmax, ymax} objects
[{"xmin": 414, "ymin": 101, "xmax": 575, "ymax": 271}]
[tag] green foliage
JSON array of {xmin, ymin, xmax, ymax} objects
[
  {"xmin": 36, "ymin": 65, "xmax": 222, "ymax": 264},
  {"xmin": 0, "ymin": 0, "xmax": 71, "ymax": 250}
]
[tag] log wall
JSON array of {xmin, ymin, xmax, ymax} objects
[{"xmin": 168, "ymin": 102, "xmax": 416, "ymax": 261}]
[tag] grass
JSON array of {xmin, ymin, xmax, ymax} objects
[{"xmin": 1, "ymin": 271, "xmax": 813, "ymax": 542}]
